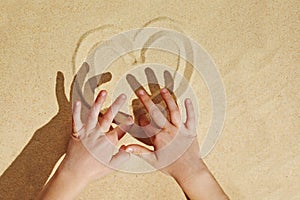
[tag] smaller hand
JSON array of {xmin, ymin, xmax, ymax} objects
[
  {"xmin": 122, "ymin": 88, "xmax": 228, "ymax": 200},
  {"xmin": 59, "ymin": 90, "xmax": 133, "ymax": 182}
]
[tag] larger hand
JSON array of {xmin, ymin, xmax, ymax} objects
[
  {"xmin": 123, "ymin": 88, "xmax": 228, "ymax": 200},
  {"xmin": 124, "ymin": 88, "xmax": 199, "ymax": 176}
]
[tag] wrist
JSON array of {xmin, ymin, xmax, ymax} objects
[
  {"xmin": 172, "ymin": 161, "xmax": 228, "ymax": 200},
  {"xmin": 56, "ymin": 162, "xmax": 90, "ymax": 186},
  {"xmin": 37, "ymin": 163, "xmax": 88, "ymax": 200},
  {"xmin": 171, "ymin": 158, "xmax": 208, "ymax": 184}
]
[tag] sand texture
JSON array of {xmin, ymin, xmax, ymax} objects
[{"xmin": 0, "ymin": 1, "xmax": 299, "ymax": 199}]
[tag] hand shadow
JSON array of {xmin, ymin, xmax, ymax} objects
[
  {"xmin": 124, "ymin": 67, "xmax": 177, "ymax": 146},
  {"xmin": 0, "ymin": 63, "xmax": 111, "ymax": 200}
]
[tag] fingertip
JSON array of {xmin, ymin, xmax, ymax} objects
[
  {"xmin": 127, "ymin": 116, "xmax": 134, "ymax": 124},
  {"xmin": 185, "ymin": 98, "xmax": 192, "ymax": 105},
  {"xmin": 125, "ymin": 146, "xmax": 134, "ymax": 153},
  {"xmin": 184, "ymin": 98, "xmax": 195, "ymax": 130},
  {"xmin": 73, "ymin": 101, "xmax": 81, "ymax": 110},
  {"xmin": 95, "ymin": 90, "xmax": 107, "ymax": 103},
  {"xmin": 101, "ymin": 90, "xmax": 107, "ymax": 96},
  {"xmin": 161, "ymin": 88, "xmax": 168, "ymax": 94},
  {"xmin": 185, "ymin": 98, "xmax": 194, "ymax": 111},
  {"xmin": 110, "ymin": 147, "xmax": 131, "ymax": 168},
  {"xmin": 137, "ymin": 89, "xmax": 145, "ymax": 96},
  {"xmin": 120, "ymin": 93, "xmax": 127, "ymax": 100}
]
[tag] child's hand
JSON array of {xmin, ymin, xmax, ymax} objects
[
  {"xmin": 123, "ymin": 88, "xmax": 204, "ymax": 180},
  {"xmin": 59, "ymin": 90, "xmax": 133, "ymax": 182},
  {"xmin": 123, "ymin": 88, "xmax": 228, "ymax": 199}
]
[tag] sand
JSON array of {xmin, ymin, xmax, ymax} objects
[{"xmin": 0, "ymin": 0, "xmax": 299, "ymax": 199}]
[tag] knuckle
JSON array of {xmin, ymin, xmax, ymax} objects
[
  {"xmin": 100, "ymin": 114, "xmax": 111, "ymax": 124},
  {"xmin": 143, "ymin": 97, "xmax": 151, "ymax": 105},
  {"xmin": 170, "ymin": 111, "xmax": 181, "ymax": 121},
  {"xmin": 170, "ymin": 107, "xmax": 179, "ymax": 113},
  {"xmin": 153, "ymin": 133, "xmax": 169, "ymax": 145}
]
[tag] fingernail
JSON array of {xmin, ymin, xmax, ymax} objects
[
  {"xmin": 126, "ymin": 147, "xmax": 133, "ymax": 153},
  {"xmin": 186, "ymin": 98, "xmax": 191, "ymax": 104},
  {"xmin": 101, "ymin": 90, "xmax": 107, "ymax": 96},
  {"xmin": 76, "ymin": 101, "xmax": 81, "ymax": 106},
  {"xmin": 161, "ymin": 88, "xmax": 168, "ymax": 94},
  {"xmin": 120, "ymin": 94, "xmax": 126, "ymax": 99},
  {"xmin": 127, "ymin": 116, "xmax": 134, "ymax": 123},
  {"xmin": 138, "ymin": 89, "xmax": 145, "ymax": 95}
]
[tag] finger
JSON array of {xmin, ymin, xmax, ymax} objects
[
  {"xmin": 99, "ymin": 94, "xmax": 127, "ymax": 132},
  {"xmin": 184, "ymin": 98, "xmax": 195, "ymax": 130},
  {"xmin": 126, "ymin": 74, "xmax": 148, "ymax": 96},
  {"xmin": 109, "ymin": 148, "xmax": 131, "ymax": 168},
  {"xmin": 145, "ymin": 67, "xmax": 162, "ymax": 104},
  {"xmin": 112, "ymin": 110, "xmax": 132, "ymax": 125},
  {"xmin": 161, "ymin": 88, "xmax": 181, "ymax": 127},
  {"xmin": 142, "ymin": 121, "xmax": 161, "ymax": 139},
  {"xmin": 127, "ymin": 123, "xmax": 150, "ymax": 138},
  {"xmin": 125, "ymin": 144, "xmax": 156, "ymax": 165},
  {"xmin": 164, "ymin": 70, "xmax": 174, "ymax": 93},
  {"xmin": 113, "ymin": 116, "xmax": 134, "ymax": 140},
  {"xmin": 137, "ymin": 89, "xmax": 168, "ymax": 128},
  {"xmin": 86, "ymin": 90, "xmax": 107, "ymax": 130},
  {"xmin": 72, "ymin": 101, "xmax": 83, "ymax": 133},
  {"xmin": 55, "ymin": 71, "xmax": 69, "ymax": 109}
]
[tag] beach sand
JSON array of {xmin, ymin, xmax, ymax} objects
[{"xmin": 0, "ymin": 1, "xmax": 299, "ymax": 199}]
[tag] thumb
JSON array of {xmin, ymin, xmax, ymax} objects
[
  {"xmin": 125, "ymin": 144, "xmax": 156, "ymax": 165},
  {"xmin": 109, "ymin": 147, "xmax": 130, "ymax": 169},
  {"xmin": 114, "ymin": 116, "xmax": 134, "ymax": 140}
]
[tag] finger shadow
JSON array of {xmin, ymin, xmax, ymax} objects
[{"xmin": 125, "ymin": 68, "xmax": 176, "ymax": 146}]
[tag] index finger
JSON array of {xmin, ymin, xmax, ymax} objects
[{"xmin": 136, "ymin": 89, "xmax": 169, "ymax": 128}]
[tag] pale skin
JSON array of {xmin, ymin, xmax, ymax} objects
[
  {"xmin": 37, "ymin": 90, "xmax": 133, "ymax": 200},
  {"xmin": 38, "ymin": 89, "xmax": 228, "ymax": 200},
  {"xmin": 124, "ymin": 88, "xmax": 229, "ymax": 200}
]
